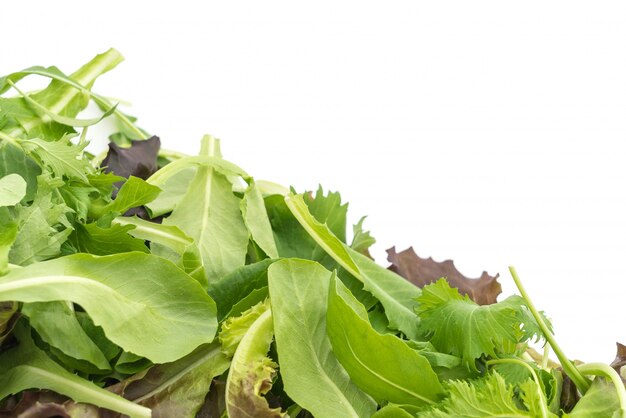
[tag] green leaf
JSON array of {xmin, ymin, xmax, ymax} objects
[
  {"xmin": 113, "ymin": 216, "xmax": 205, "ymax": 286},
  {"xmin": 0, "ymin": 173, "xmax": 26, "ymax": 206},
  {"xmin": 220, "ymin": 300, "xmax": 270, "ymax": 357},
  {"xmin": 327, "ymin": 275, "xmax": 444, "ymax": 407},
  {"xmin": 564, "ymin": 377, "xmax": 621, "ymax": 418},
  {"xmin": 0, "ymin": 320, "xmax": 151, "ymax": 418},
  {"xmin": 9, "ymin": 178, "xmax": 73, "ymax": 265},
  {"xmin": 0, "ymin": 252, "xmax": 217, "ymax": 363},
  {"xmin": 105, "ymin": 176, "xmax": 161, "ymax": 214},
  {"xmin": 115, "ymin": 351, "xmax": 152, "ymax": 375},
  {"xmin": 208, "ymin": 258, "xmax": 274, "ymax": 321},
  {"xmin": 112, "ymin": 342, "xmax": 231, "ymax": 418},
  {"xmin": 419, "ymin": 372, "xmax": 552, "ymax": 418},
  {"xmin": 241, "ymin": 179, "xmax": 279, "ymax": 258},
  {"xmin": 145, "ymin": 166, "xmax": 195, "ymax": 217},
  {"xmin": 162, "ymin": 139, "xmax": 249, "ymax": 282},
  {"xmin": 225, "ymin": 309, "xmax": 285, "ymax": 418},
  {"xmin": 0, "ymin": 141, "xmax": 41, "ymax": 201},
  {"xmin": 0, "ymin": 211, "xmax": 17, "ymax": 275},
  {"xmin": 68, "ymin": 223, "xmax": 149, "ymax": 255},
  {"xmin": 268, "ymin": 259, "xmax": 377, "ymax": 418},
  {"xmin": 0, "ymin": 49, "xmax": 124, "ymax": 139},
  {"xmin": 285, "ymin": 193, "xmax": 422, "ymax": 339},
  {"xmin": 22, "ymin": 301, "xmax": 111, "ymax": 373},
  {"xmin": 371, "ymin": 405, "xmax": 416, "ymax": 418},
  {"xmin": 19, "ymin": 135, "xmax": 92, "ymax": 182},
  {"xmin": 417, "ymin": 279, "xmax": 540, "ymax": 370}
]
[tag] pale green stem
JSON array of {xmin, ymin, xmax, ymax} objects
[
  {"xmin": 541, "ymin": 344, "xmax": 550, "ymax": 370},
  {"xmin": 0, "ymin": 131, "xmax": 20, "ymax": 147},
  {"xmin": 508, "ymin": 266, "xmax": 590, "ymax": 393},
  {"xmin": 487, "ymin": 358, "xmax": 549, "ymax": 418},
  {"xmin": 577, "ymin": 363, "xmax": 626, "ymax": 418}
]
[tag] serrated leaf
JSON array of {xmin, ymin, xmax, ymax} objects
[
  {"xmin": 20, "ymin": 135, "xmax": 92, "ymax": 182},
  {"xmin": 387, "ymin": 246, "xmax": 501, "ymax": 305},
  {"xmin": 225, "ymin": 309, "xmax": 285, "ymax": 418}
]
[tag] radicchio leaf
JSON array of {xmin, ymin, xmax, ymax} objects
[
  {"xmin": 386, "ymin": 246, "xmax": 501, "ymax": 305},
  {"xmin": 610, "ymin": 342, "xmax": 626, "ymax": 383},
  {"xmin": 101, "ymin": 136, "xmax": 160, "ymax": 195}
]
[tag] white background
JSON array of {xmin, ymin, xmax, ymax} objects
[{"xmin": 3, "ymin": 1, "xmax": 625, "ymax": 362}]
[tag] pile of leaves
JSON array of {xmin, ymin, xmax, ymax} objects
[{"xmin": 0, "ymin": 49, "xmax": 624, "ymax": 418}]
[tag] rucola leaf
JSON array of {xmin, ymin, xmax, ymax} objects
[
  {"xmin": 0, "ymin": 253, "xmax": 217, "ymax": 363},
  {"xmin": 268, "ymin": 259, "xmax": 376, "ymax": 418},
  {"xmin": 327, "ymin": 275, "xmax": 444, "ymax": 408},
  {"xmin": 285, "ymin": 194, "xmax": 422, "ymax": 339},
  {"xmin": 387, "ymin": 246, "xmax": 501, "ymax": 305}
]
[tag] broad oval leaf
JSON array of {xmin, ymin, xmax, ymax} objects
[
  {"xmin": 0, "ymin": 173, "xmax": 26, "ymax": 206},
  {"xmin": 268, "ymin": 259, "xmax": 376, "ymax": 418},
  {"xmin": 0, "ymin": 252, "xmax": 217, "ymax": 363},
  {"xmin": 327, "ymin": 275, "xmax": 445, "ymax": 408}
]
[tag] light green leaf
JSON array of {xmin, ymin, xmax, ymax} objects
[
  {"xmin": 22, "ymin": 301, "xmax": 111, "ymax": 373},
  {"xmin": 0, "ymin": 210, "xmax": 17, "ymax": 274},
  {"xmin": 268, "ymin": 259, "xmax": 377, "ymax": 418},
  {"xmin": 220, "ymin": 300, "xmax": 270, "ymax": 357},
  {"xmin": 1, "ymin": 49, "xmax": 124, "ymax": 139},
  {"xmin": 225, "ymin": 309, "xmax": 285, "ymax": 418},
  {"xmin": 0, "ymin": 252, "xmax": 217, "ymax": 363},
  {"xmin": 145, "ymin": 166, "xmax": 195, "ymax": 217},
  {"xmin": 0, "ymin": 173, "xmax": 26, "ymax": 206},
  {"xmin": 19, "ymin": 135, "xmax": 91, "ymax": 182},
  {"xmin": 163, "ymin": 138, "xmax": 248, "ymax": 282},
  {"xmin": 106, "ymin": 176, "xmax": 161, "ymax": 214},
  {"xmin": 419, "ymin": 372, "xmax": 553, "ymax": 417},
  {"xmin": 113, "ymin": 216, "xmax": 205, "ymax": 286},
  {"xmin": 417, "ymin": 279, "xmax": 538, "ymax": 370},
  {"xmin": 564, "ymin": 377, "xmax": 621, "ymax": 418},
  {"xmin": 371, "ymin": 405, "xmax": 416, "ymax": 418},
  {"xmin": 327, "ymin": 275, "xmax": 444, "ymax": 407},
  {"xmin": 285, "ymin": 193, "xmax": 422, "ymax": 339},
  {"xmin": 241, "ymin": 179, "xmax": 278, "ymax": 258},
  {"xmin": 0, "ymin": 320, "xmax": 151, "ymax": 418},
  {"xmin": 351, "ymin": 216, "xmax": 376, "ymax": 255},
  {"xmin": 9, "ymin": 179, "xmax": 73, "ymax": 266}
]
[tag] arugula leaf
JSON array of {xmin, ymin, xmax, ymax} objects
[
  {"xmin": 285, "ymin": 193, "xmax": 422, "ymax": 339},
  {"xmin": 241, "ymin": 179, "xmax": 279, "ymax": 258},
  {"xmin": 0, "ymin": 253, "xmax": 217, "ymax": 363},
  {"xmin": 268, "ymin": 259, "xmax": 377, "ymax": 418},
  {"xmin": 9, "ymin": 177, "xmax": 73, "ymax": 265},
  {"xmin": 0, "ymin": 320, "xmax": 151, "ymax": 418},
  {"xmin": 327, "ymin": 275, "xmax": 444, "ymax": 407},
  {"xmin": 225, "ymin": 309, "xmax": 285, "ymax": 418},
  {"xmin": 19, "ymin": 135, "xmax": 92, "ymax": 182}
]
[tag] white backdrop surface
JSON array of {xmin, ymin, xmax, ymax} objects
[{"xmin": 3, "ymin": 1, "xmax": 626, "ymax": 362}]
